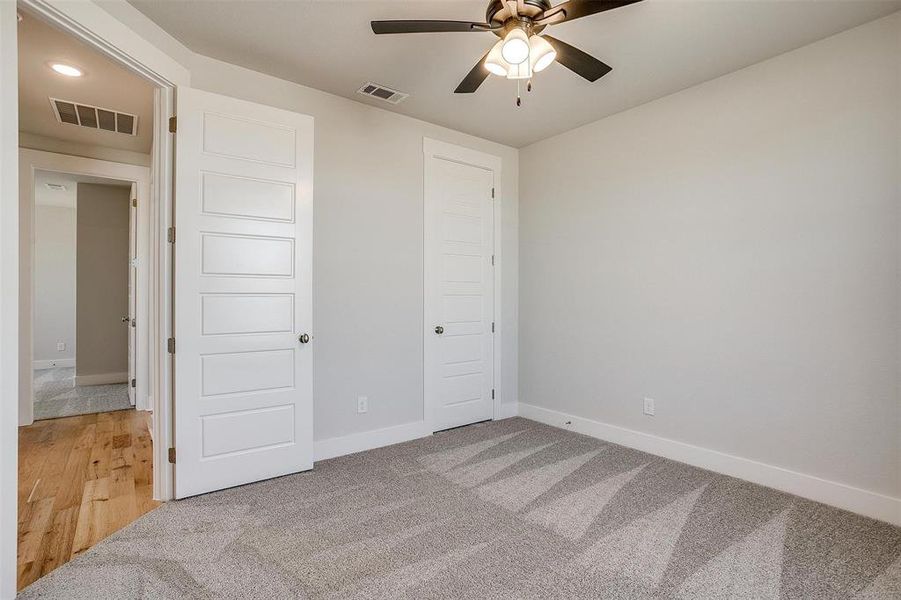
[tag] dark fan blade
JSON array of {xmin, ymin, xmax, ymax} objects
[
  {"xmin": 371, "ymin": 20, "xmax": 493, "ymax": 34},
  {"xmin": 454, "ymin": 51, "xmax": 491, "ymax": 94},
  {"xmin": 536, "ymin": 0, "xmax": 643, "ymax": 25},
  {"xmin": 543, "ymin": 35, "xmax": 612, "ymax": 82}
]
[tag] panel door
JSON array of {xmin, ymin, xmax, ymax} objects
[
  {"xmin": 173, "ymin": 87, "xmax": 313, "ymax": 498},
  {"xmin": 425, "ymin": 155, "xmax": 495, "ymax": 432}
]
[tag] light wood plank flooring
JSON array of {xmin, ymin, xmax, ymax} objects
[{"xmin": 17, "ymin": 409, "xmax": 159, "ymax": 591}]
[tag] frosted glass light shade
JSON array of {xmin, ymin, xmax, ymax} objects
[
  {"xmin": 485, "ymin": 40, "xmax": 508, "ymax": 77},
  {"xmin": 529, "ymin": 35, "xmax": 556, "ymax": 72},
  {"xmin": 501, "ymin": 28, "xmax": 530, "ymax": 65}
]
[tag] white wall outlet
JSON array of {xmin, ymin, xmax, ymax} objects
[
  {"xmin": 643, "ymin": 397, "xmax": 655, "ymax": 416},
  {"xmin": 357, "ymin": 396, "xmax": 368, "ymax": 414},
  {"xmin": 57, "ymin": 341, "xmax": 66, "ymax": 352}
]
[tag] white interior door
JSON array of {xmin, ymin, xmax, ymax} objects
[
  {"xmin": 127, "ymin": 182, "xmax": 137, "ymax": 406},
  {"xmin": 424, "ymin": 147, "xmax": 496, "ymax": 432},
  {"xmin": 173, "ymin": 87, "xmax": 313, "ymax": 499}
]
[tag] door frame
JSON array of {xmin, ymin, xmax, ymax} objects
[
  {"xmin": 1, "ymin": 2, "xmax": 188, "ymax": 594},
  {"xmin": 19, "ymin": 149, "xmax": 151, "ymax": 422},
  {"xmin": 422, "ymin": 138, "xmax": 503, "ymax": 433}
]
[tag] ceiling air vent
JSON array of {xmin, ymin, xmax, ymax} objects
[
  {"xmin": 357, "ymin": 82, "xmax": 409, "ymax": 105},
  {"xmin": 49, "ymin": 98, "xmax": 138, "ymax": 136}
]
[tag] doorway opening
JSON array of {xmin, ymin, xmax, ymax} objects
[
  {"xmin": 32, "ymin": 171, "xmax": 137, "ymax": 420},
  {"xmin": 14, "ymin": 5, "xmax": 167, "ymax": 591}
]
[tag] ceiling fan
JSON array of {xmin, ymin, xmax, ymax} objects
[{"xmin": 371, "ymin": 0, "xmax": 643, "ymax": 103}]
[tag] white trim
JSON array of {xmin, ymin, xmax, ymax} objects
[
  {"xmin": 496, "ymin": 402, "xmax": 519, "ymax": 420},
  {"xmin": 314, "ymin": 421, "xmax": 432, "ymax": 463},
  {"xmin": 149, "ymin": 86, "xmax": 174, "ymax": 503},
  {"xmin": 74, "ymin": 372, "xmax": 128, "ymax": 386},
  {"xmin": 519, "ymin": 402, "xmax": 901, "ymax": 526},
  {"xmin": 19, "ymin": 149, "xmax": 151, "ymax": 424},
  {"xmin": 33, "ymin": 359, "xmax": 75, "ymax": 370},
  {"xmin": 0, "ymin": 4, "xmax": 20, "ymax": 597},
  {"xmin": 422, "ymin": 138, "xmax": 504, "ymax": 433}
]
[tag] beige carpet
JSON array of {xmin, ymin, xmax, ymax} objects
[{"xmin": 18, "ymin": 417, "xmax": 901, "ymax": 599}]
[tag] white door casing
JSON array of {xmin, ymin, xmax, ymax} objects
[
  {"xmin": 127, "ymin": 182, "xmax": 137, "ymax": 406},
  {"xmin": 424, "ymin": 139, "xmax": 501, "ymax": 432},
  {"xmin": 173, "ymin": 87, "xmax": 313, "ymax": 498}
]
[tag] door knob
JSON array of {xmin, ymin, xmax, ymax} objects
[
  {"xmin": 298, "ymin": 333, "xmax": 310, "ymax": 344},
  {"xmin": 121, "ymin": 315, "xmax": 130, "ymax": 323},
  {"xmin": 434, "ymin": 325, "xmax": 444, "ymax": 335}
]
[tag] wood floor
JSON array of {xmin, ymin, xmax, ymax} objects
[{"xmin": 17, "ymin": 409, "xmax": 159, "ymax": 591}]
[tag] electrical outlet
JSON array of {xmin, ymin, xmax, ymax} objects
[
  {"xmin": 57, "ymin": 341, "xmax": 66, "ymax": 352},
  {"xmin": 357, "ymin": 396, "xmax": 368, "ymax": 414},
  {"xmin": 643, "ymin": 397, "xmax": 655, "ymax": 416}
]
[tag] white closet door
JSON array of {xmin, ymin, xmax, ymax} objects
[{"xmin": 425, "ymin": 147, "xmax": 496, "ymax": 432}]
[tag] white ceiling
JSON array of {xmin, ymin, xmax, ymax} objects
[
  {"xmin": 18, "ymin": 11, "xmax": 155, "ymax": 154},
  {"xmin": 128, "ymin": 0, "xmax": 899, "ymax": 148},
  {"xmin": 34, "ymin": 170, "xmax": 131, "ymax": 208}
]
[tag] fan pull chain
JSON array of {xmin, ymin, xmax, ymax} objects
[
  {"xmin": 527, "ymin": 79, "xmax": 532, "ymax": 92},
  {"xmin": 516, "ymin": 80, "xmax": 521, "ymax": 107}
]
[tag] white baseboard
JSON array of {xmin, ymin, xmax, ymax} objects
[
  {"xmin": 74, "ymin": 372, "xmax": 128, "ymax": 386},
  {"xmin": 496, "ymin": 402, "xmax": 519, "ymax": 420},
  {"xmin": 519, "ymin": 402, "xmax": 901, "ymax": 526},
  {"xmin": 314, "ymin": 420, "xmax": 432, "ymax": 462},
  {"xmin": 33, "ymin": 358, "xmax": 75, "ymax": 370}
]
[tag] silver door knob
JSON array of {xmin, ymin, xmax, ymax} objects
[
  {"xmin": 121, "ymin": 315, "xmax": 130, "ymax": 323},
  {"xmin": 298, "ymin": 333, "xmax": 310, "ymax": 344},
  {"xmin": 434, "ymin": 325, "xmax": 444, "ymax": 335}
]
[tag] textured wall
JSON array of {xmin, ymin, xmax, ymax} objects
[
  {"xmin": 33, "ymin": 204, "xmax": 76, "ymax": 362},
  {"xmin": 519, "ymin": 14, "xmax": 900, "ymax": 498}
]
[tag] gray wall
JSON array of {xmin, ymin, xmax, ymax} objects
[
  {"xmin": 519, "ymin": 14, "xmax": 900, "ymax": 498},
  {"xmin": 75, "ymin": 182, "xmax": 129, "ymax": 378},
  {"xmin": 189, "ymin": 55, "xmax": 519, "ymax": 442},
  {"xmin": 33, "ymin": 204, "xmax": 76, "ymax": 362}
]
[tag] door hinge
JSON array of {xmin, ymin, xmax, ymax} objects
[
  {"xmin": 168, "ymin": 447, "xmax": 176, "ymax": 463},
  {"xmin": 132, "ymin": 199, "xmax": 137, "ymax": 208},
  {"xmin": 167, "ymin": 337, "xmax": 176, "ymax": 354},
  {"xmin": 491, "ymin": 187, "xmax": 495, "ymax": 199},
  {"xmin": 168, "ymin": 116, "xmax": 177, "ymax": 133},
  {"xmin": 167, "ymin": 226, "xmax": 176, "ymax": 243},
  {"xmin": 491, "ymin": 254, "xmax": 495, "ymax": 266},
  {"xmin": 491, "ymin": 321, "xmax": 495, "ymax": 333},
  {"xmin": 131, "ymin": 378, "xmax": 136, "ymax": 388},
  {"xmin": 491, "ymin": 389, "xmax": 495, "ymax": 400}
]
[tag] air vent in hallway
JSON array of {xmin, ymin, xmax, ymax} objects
[
  {"xmin": 50, "ymin": 98, "xmax": 138, "ymax": 135},
  {"xmin": 357, "ymin": 82, "xmax": 409, "ymax": 105}
]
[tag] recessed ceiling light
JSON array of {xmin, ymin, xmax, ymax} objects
[{"xmin": 50, "ymin": 63, "xmax": 83, "ymax": 77}]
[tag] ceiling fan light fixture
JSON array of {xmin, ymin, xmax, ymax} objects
[
  {"xmin": 529, "ymin": 35, "xmax": 556, "ymax": 72},
  {"xmin": 485, "ymin": 39, "xmax": 508, "ymax": 77},
  {"xmin": 501, "ymin": 27, "xmax": 530, "ymax": 65}
]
